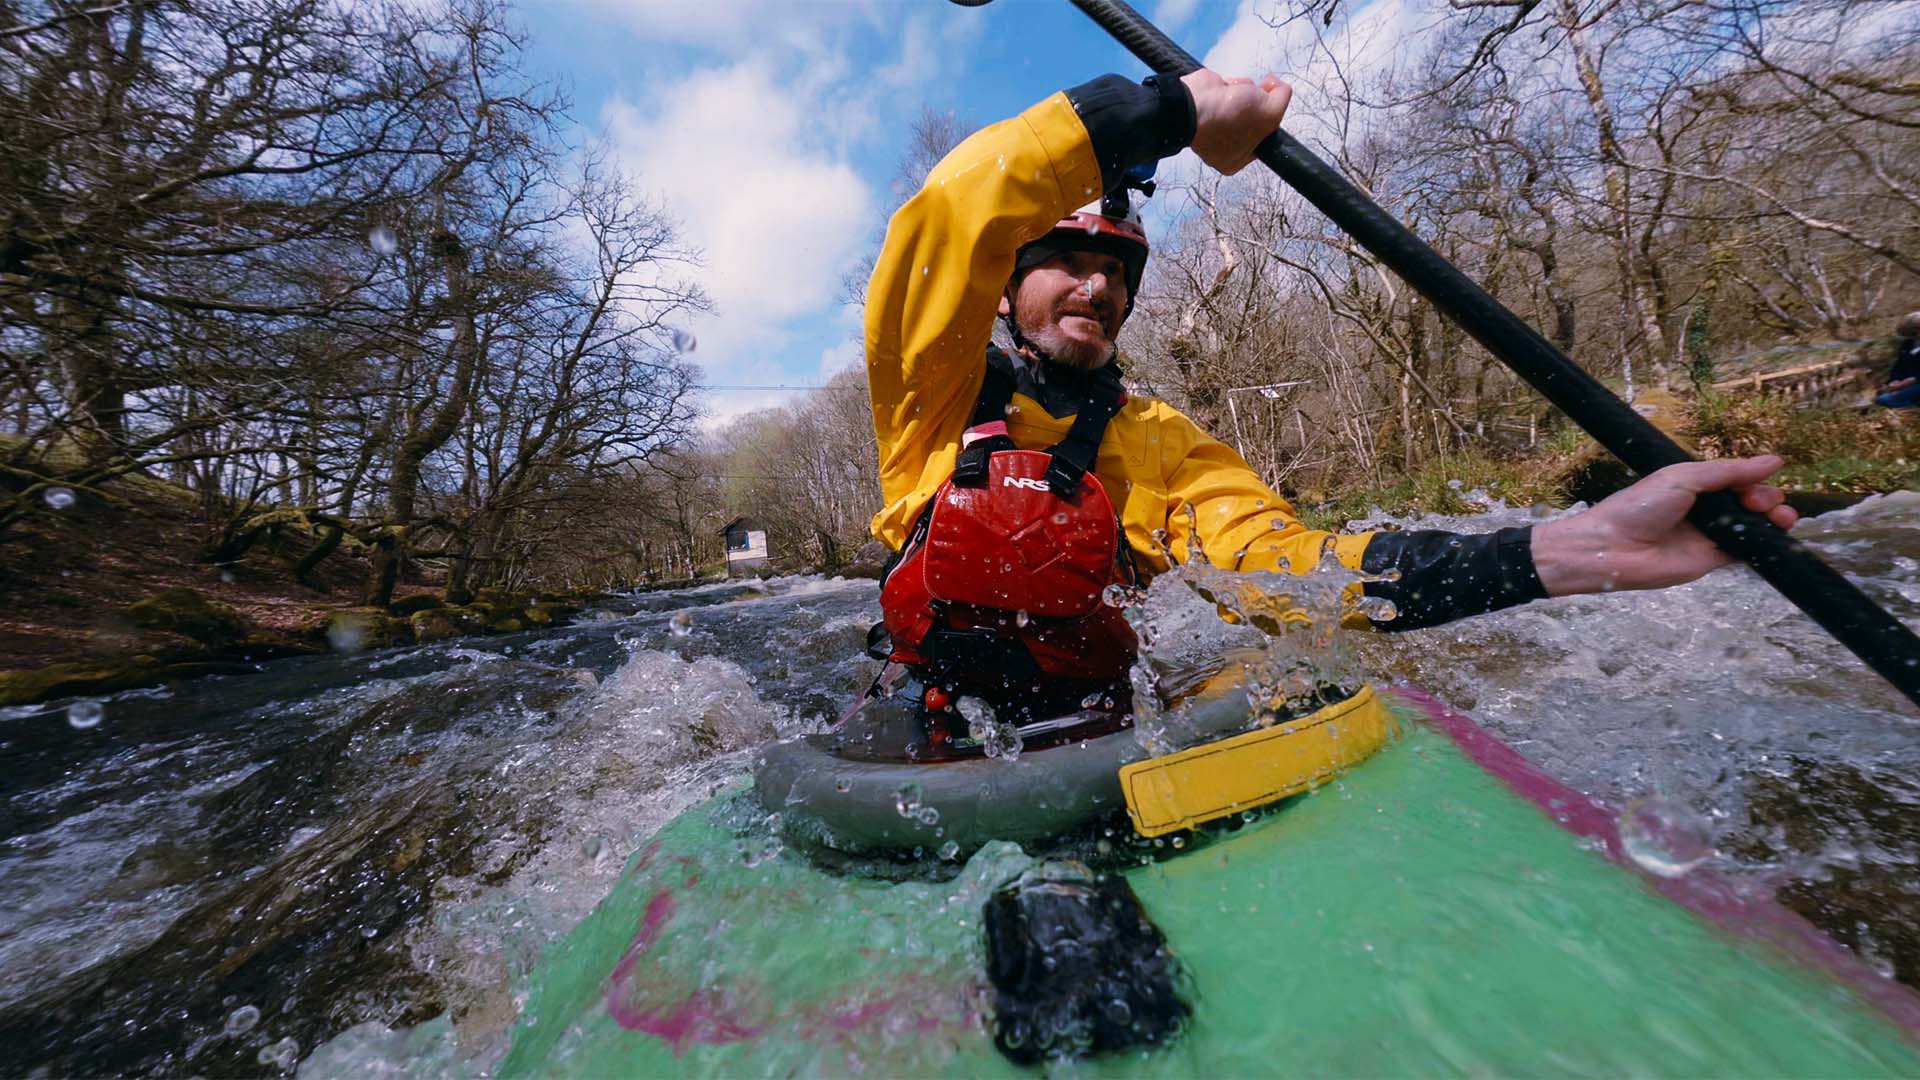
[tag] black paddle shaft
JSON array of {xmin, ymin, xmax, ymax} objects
[{"xmin": 1060, "ymin": 0, "xmax": 1920, "ymax": 709}]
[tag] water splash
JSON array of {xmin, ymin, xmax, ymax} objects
[
  {"xmin": 959, "ymin": 696, "xmax": 1022, "ymax": 761},
  {"xmin": 42, "ymin": 487, "xmax": 75, "ymax": 510},
  {"xmin": 366, "ymin": 226, "xmax": 398, "ymax": 255},
  {"xmin": 1122, "ymin": 517, "xmax": 1395, "ymax": 754}
]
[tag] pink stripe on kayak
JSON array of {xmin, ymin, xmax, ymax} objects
[{"xmin": 1394, "ymin": 684, "xmax": 1920, "ymax": 1039}]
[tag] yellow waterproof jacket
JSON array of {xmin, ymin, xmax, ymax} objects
[{"xmin": 865, "ymin": 91, "xmax": 1372, "ymax": 580}]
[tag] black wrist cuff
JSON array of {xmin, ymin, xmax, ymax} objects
[
  {"xmin": 1141, "ymin": 73, "xmax": 1197, "ymax": 157},
  {"xmin": 1064, "ymin": 73, "xmax": 1197, "ymax": 194},
  {"xmin": 1358, "ymin": 525, "xmax": 1547, "ymax": 631}
]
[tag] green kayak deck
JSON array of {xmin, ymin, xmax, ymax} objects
[{"xmin": 499, "ymin": 691, "xmax": 1920, "ymax": 1076}]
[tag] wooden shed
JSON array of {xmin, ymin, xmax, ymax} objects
[{"xmin": 719, "ymin": 516, "xmax": 772, "ymax": 576}]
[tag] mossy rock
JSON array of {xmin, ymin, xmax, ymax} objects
[
  {"xmin": 522, "ymin": 606, "xmax": 553, "ymax": 628},
  {"xmin": 388, "ymin": 594, "xmax": 445, "ymax": 617},
  {"xmin": 126, "ymin": 587, "xmax": 247, "ymax": 646},
  {"xmin": 472, "ymin": 587, "xmax": 528, "ymax": 611},
  {"xmin": 323, "ymin": 608, "xmax": 408, "ymax": 653},
  {"xmin": 0, "ymin": 660, "xmax": 159, "ymax": 707},
  {"xmin": 236, "ymin": 632, "xmax": 322, "ymax": 662},
  {"xmin": 489, "ymin": 617, "xmax": 526, "ymax": 634},
  {"xmin": 840, "ymin": 540, "xmax": 891, "ymax": 580},
  {"xmin": 409, "ymin": 608, "xmax": 479, "ymax": 644}
]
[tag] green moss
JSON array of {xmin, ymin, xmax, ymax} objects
[
  {"xmin": 126, "ymin": 587, "xmax": 247, "ymax": 645},
  {"xmin": 388, "ymin": 594, "xmax": 445, "ymax": 617},
  {"xmin": 409, "ymin": 608, "xmax": 470, "ymax": 644},
  {"xmin": 323, "ymin": 608, "xmax": 406, "ymax": 653},
  {"xmin": 0, "ymin": 660, "xmax": 159, "ymax": 707},
  {"xmin": 237, "ymin": 632, "xmax": 321, "ymax": 661},
  {"xmin": 1781, "ymin": 456, "xmax": 1919, "ymax": 494}
]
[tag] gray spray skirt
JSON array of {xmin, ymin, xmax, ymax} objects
[{"xmin": 752, "ymin": 690, "xmax": 1256, "ymax": 854}]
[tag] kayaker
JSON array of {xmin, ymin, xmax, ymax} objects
[
  {"xmin": 865, "ymin": 69, "xmax": 1799, "ymax": 727},
  {"xmin": 1874, "ymin": 311, "xmax": 1920, "ymax": 409}
]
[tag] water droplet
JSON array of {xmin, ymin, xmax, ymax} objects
[
  {"xmin": 257, "ymin": 1036, "xmax": 300, "ymax": 1069},
  {"xmin": 894, "ymin": 783, "xmax": 924, "ymax": 818},
  {"xmin": 367, "ymin": 225, "xmax": 398, "ymax": 255},
  {"xmin": 668, "ymin": 611, "xmax": 693, "ymax": 637},
  {"xmin": 1171, "ymin": 835, "xmax": 1185, "ymax": 848},
  {"xmin": 43, "ymin": 487, "xmax": 76, "ymax": 510},
  {"xmin": 915, "ymin": 804, "xmax": 941, "ymax": 826},
  {"xmin": 67, "ymin": 700, "xmax": 104, "ymax": 730},
  {"xmin": 1101, "ymin": 583, "xmax": 1133, "ymax": 608},
  {"xmin": 219, "ymin": 570, "xmax": 236, "ymax": 584},
  {"xmin": 1014, "ymin": 610, "xmax": 1030, "ymax": 627},
  {"xmin": 1619, "ymin": 795, "xmax": 1714, "ymax": 877},
  {"xmin": 1447, "ymin": 479, "xmax": 1463, "ymax": 490},
  {"xmin": 833, "ymin": 775, "xmax": 852, "ymax": 793},
  {"xmin": 939, "ymin": 840, "xmax": 960, "ymax": 860},
  {"xmin": 326, "ymin": 617, "xmax": 367, "ymax": 654},
  {"xmin": 1051, "ymin": 512, "xmax": 1068, "ymax": 525},
  {"xmin": 921, "ymin": 265, "xmax": 930, "ymax": 277},
  {"xmin": 224, "ymin": 1004, "xmax": 260, "ymax": 1036}
]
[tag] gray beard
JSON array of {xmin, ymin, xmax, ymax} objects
[{"xmin": 1015, "ymin": 319, "xmax": 1115, "ymax": 372}]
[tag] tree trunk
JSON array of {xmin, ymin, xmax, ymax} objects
[{"xmin": 361, "ymin": 227, "xmax": 481, "ymax": 607}]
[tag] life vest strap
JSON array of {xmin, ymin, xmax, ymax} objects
[
  {"xmin": 953, "ymin": 361, "xmax": 1019, "ymax": 487},
  {"xmin": 1044, "ymin": 370, "xmax": 1126, "ymax": 497}
]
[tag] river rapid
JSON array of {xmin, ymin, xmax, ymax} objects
[{"xmin": 3, "ymin": 493, "xmax": 1918, "ymax": 1076}]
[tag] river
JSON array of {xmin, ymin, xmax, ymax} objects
[{"xmin": 3, "ymin": 493, "xmax": 1918, "ymax": 1076}]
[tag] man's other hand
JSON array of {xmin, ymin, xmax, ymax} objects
[
  {"xmin": 1181, "ymin": 69, "xmax": 1292, "ymax": 176},
  {"xmin": 1531, "ymin": 455, "xmax": 1799, "ymax": 597}
]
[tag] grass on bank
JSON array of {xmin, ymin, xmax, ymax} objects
[{"xmin": 1293, "ymin": 399, "xmax": 1916, "ymax": 533}]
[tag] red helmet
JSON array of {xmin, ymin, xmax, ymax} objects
[{"xmin": 1013, "ymin": 194, "xmax": 1149, "ymax": 307}]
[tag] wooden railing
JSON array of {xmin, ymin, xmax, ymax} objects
[{"xmin": 1711, "ymin": 357, "xmax": 1876, "ymax": 405}]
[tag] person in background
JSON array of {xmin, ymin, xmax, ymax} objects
[{"xmin": 1874, "ymin": 311, "xmax": 1920, "ymax": 409}]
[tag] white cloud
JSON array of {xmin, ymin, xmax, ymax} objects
[
  {"xmin": 1152, "ymin": 0, "xmax": 1205, "ymax": 35},
  {"xmin": 570, "ymin": 0, "xmax": 846, "ymax": 55},
  {"xmin": 697, "ymin": 388, "xmax": 793, "ymax": 432},
  {"xmin": 602, "ymin": 58, "xmax": 874, "ymax": 388},
  {"xmin": 814, "ymin": 338, "xmax": 864, "ymax": 384}
]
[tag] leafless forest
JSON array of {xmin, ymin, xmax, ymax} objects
[{"xmin": 4, "ymin": 0, "xmax": 1915, "ymax": 592}]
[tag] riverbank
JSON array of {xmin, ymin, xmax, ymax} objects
[
  {"xmin": 0, "ymin": 473, "xmax": 616, "ymax": 707},
  {"xmin": 5, "ymin": 394, "xmax": 1910, "ymax": 708}
]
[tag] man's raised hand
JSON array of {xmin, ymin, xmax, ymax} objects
[{"xmin": 1181, "ymin": 70, "xmax": 1292, "ymax": 176}]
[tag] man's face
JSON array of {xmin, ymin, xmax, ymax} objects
[{"xmin": 1000, "ymin": 249, "xmax": 1130, "ymax": 370}]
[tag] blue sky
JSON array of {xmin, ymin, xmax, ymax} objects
[{"xmin": 512, "ymin": 0, "xmax": 1381, "ymax": 426}]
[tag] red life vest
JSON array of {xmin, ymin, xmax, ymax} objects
[{"xmin": 879, "ymin": 357, "xmax": 1138, "ymax": 693}]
